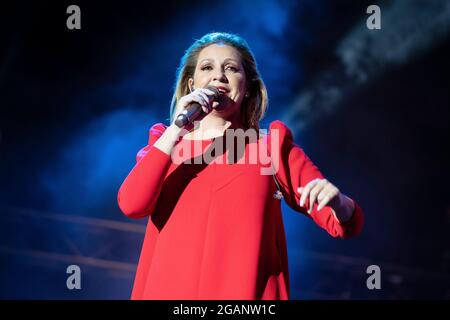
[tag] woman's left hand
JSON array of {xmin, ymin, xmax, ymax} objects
[{"xmin": 297, "ymin": 178, "xmax": 354, "ymax": 221}]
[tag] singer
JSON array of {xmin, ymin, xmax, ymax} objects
[{"xmin": 117, "ymin": 32, "xmax": 364, "ymax": 300}]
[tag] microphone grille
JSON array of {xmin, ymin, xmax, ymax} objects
[{"xmin": 206, "ymin": 85, "xmax": 220, "ymax": 97}]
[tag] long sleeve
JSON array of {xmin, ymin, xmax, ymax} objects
[
  {"xmin": 117, "ymin": 123, "xmax": 171, "ymax": 218},
  {"xmin": 267, "ymin": 120, "xmax": 364, "ymax": 239}
]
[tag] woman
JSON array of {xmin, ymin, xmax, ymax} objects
[{"xmin": 117, "ymin": 32, "xmax": 364, "ymax": 300}]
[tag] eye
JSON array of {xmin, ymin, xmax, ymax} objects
[
  {"xmin": 200, "ymin": 65, "xmax": 212, "ymax": 71},
  {"xmin": 225, "ymin": 65, "xmax": 238, "ymax": 72}
]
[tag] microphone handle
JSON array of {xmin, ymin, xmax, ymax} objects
[{"xmin": 174, "ymin": 103, "xmax": 202, "ymax": 128}]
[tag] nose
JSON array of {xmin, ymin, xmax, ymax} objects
[{"xmin": 212, "ymin": 68, "xmax": 228, "ymax": 83}]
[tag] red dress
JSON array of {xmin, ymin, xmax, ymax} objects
[{"xmin": 117, "ymin": 120, "xmax": 364, "ymax": 300}]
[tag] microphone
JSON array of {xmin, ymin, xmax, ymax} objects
[{"xmin": 174, "ymin": 86, "xmax": 221, "ymax": 128}]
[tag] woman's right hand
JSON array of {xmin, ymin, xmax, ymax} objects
[
  {"xmin": 173, "ymin": 87, "xmax": 218, "ymax": 122},
  {"xmin": 154, "ymin": 88, "xmax": 218, "ymax": 155}
]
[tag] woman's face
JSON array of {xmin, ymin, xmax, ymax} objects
[{"xmin": 189, "ymin": 44, "xmax": 247, "ymax": 118}]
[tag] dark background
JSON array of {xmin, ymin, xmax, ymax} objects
[{"xmin": 0, "ymin": 0, "xmax": 449, "ymax": 299}]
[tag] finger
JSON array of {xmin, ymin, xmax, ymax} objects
[
  {"xmin": 191, "ymin": 91, "xmax": 208, "ymax": 112},
  {"xmin": 308, "ymin": 179, "xmax": 328, "ymax": 213},
  {"xmin": 195, "ymin": 91, "xmax": 209, "ymax": 106},
  {"xmin": 317, "ymin": 193, "xmax": 332, "ymax": 211},
  {"xmin": 197, "ymin": 91, "xmax": 212, "ymax": 111},
  {"xmin": 317, "ymin": 183, "xmax": 333, "ymax": 203},
  {"xmin": 317, "ymin": 187, "xmax": 339, "ymax": 211},
  {"xmin": 186, "ymin": 93, "xmax": 206, "ymax": 105},
  {"xmin": 299, "ymin": 183, "xmax": 311, "ymax": 207},
  {"xmin": 211, "ymin": 101, "xmax": 219, "ymax": 109},
  {"xmin": 189, "ymin": 94, "xmax": 208, "ymax": 111},
  {"xmin": 316, "ymin": 184, "xmax": 333, "ymax": 211},
  {"xmin": 308, "ymin": 180, "xmax": 327, "ymax": 213},
  {"xmin": 196, "ymin": 88, "xmax": 215, "ymax": 104},
  {"xmin": 299, "ymin": 179, "xmax": 319, "ymax": 207}
]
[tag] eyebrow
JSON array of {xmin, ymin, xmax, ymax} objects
[{"xmin": 199, "ymin": 58, "xmax": 239, "ymax": 64}]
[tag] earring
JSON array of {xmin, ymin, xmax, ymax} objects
[{"xmin": 245, "ymin": 92, "xmax": 250, "ymax": 98}]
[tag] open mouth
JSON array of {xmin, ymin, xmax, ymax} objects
[{"xmin": 216, "ymin": 87, "xmax": 229, "ymax": 94}]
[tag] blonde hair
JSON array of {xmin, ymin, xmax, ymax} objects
[{"xmin": 169, "ymin": 32, "xmax": 268, "ymax": 131}]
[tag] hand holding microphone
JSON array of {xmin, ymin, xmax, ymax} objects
[{"xmin": 174, "ymin": 86, "xmax": 221, "ymax": 128}]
